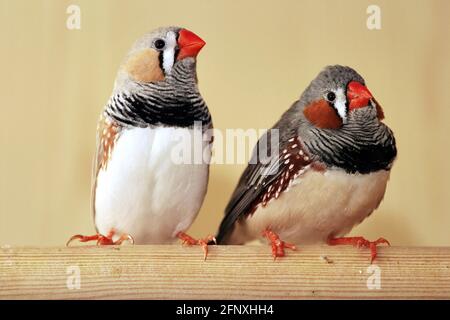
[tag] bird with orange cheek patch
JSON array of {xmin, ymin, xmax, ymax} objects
[
  {"xmin": 215, "ymin": 65, "xmax": 397, "ymax": 263},
  {"xmin": 67, "ymin": 26, "xmax": 216, "ymax": 259}
]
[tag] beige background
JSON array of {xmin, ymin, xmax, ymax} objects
[{"xmin": 1, "ymin": 0, "xmax": 449, "ymax": 246}]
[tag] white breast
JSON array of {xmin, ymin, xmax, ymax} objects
[
  {"xmin": 94, "ymin": 126, "xmax": 211, "ymax": 244},
  {"xmin": 227, "ymin": 169, "xmax": 390, "ymax": 245}
]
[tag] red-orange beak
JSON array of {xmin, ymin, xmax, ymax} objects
[
  {"xmin": 177, "ymin": 29, "xmax": 206, "ymax": 61},
  {"xmin": 347, "ymin": 81, "xmax": 373, "ymax": 110}
]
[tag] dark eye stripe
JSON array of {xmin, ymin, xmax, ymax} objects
[
  {"xmin": 158, "ymin": 51, "xmax": 164, "ymax": 74},
  {"xmin": 155, "ymin": 39, "xmax": 168, "ymax": 75},
  {"xmin": 174, "ymin": 47, "xmax": 180, "ymax": 61}
]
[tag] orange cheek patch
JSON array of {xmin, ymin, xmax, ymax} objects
[
  {"xmin": 303, "ymin": 99, "xmax": 343, "ymax": 129},
  {"xmin": 125, "ymin": 49, "xmax": 165, "ymax": 83}
]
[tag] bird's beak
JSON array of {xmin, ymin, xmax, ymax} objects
[
  {"xmin": 347, "ymin": 81, "xmax": 373, "ymax": 110},
  {"xmin": 177, "ymin": 29, "xmax": 206, "ymax": 61}
]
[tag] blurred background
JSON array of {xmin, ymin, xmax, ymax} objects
[{"xmin": 1, "ymin": 0, "xmax": 449, "ymax": 246}]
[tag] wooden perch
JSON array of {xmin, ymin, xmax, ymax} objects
[{"xmin": 1, "ymin": 245, "xmax": 449, "ymax": 299}]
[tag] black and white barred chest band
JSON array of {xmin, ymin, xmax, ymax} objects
[
  {"xmin": 104, "ymin": 62, "xmax": 211, "ymax": 129},
  {"xmin": 250, "ymin": 108, "xmax": 397, "ymax": 212},
  {"xmin": 303, "ymin": 107, "xmax": 397, "ymax": 174}
]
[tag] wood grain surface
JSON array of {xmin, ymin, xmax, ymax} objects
[{"xmin": 1, "ymin": 245, "xmax": 449, "ymax": 299}]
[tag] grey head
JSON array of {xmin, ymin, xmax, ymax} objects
[
  {"xmin": 113, "ymin": 26, "xmax": 206, "ymax": 94},
  {"xmin": 103, "ymin": 26, "xmax": 210, "ymax": 129},
  {"xmin": 299, "ymin": 65, "xmax": 367, "ymax": 124},
  {"xmin": 277, "ymin": 65, "xmax": 396, "ymax": 173}
]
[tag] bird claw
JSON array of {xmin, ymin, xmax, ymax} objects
[
  {"xmin": 66, "ymin": 234, "xmax": 112, "ymax": 246},
  {"xmin": 66, "ymin": 229, "xmax": 134, "ymax": 246},
  {"xmin": 262, "ymin": 229, "xmax": 296, "ymax": 260},
  {"xmin": 328, "ymin": 236, "xmax": 390, "ymax": 263},
  {"xmin": 177, "ymin": 232, "xmax": 216, "ymax": 261},
  {"xmin": 113, "ymin": 233, "xmax": 135, "ymax": 245}
]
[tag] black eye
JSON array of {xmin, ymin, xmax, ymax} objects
[
  {"xmin": 154, "ymin": 39, "xmax": 165, "ymax": 49},
  {"xmin": 326, "ymin": 91, "xmax": 336, "ymax": 102}
]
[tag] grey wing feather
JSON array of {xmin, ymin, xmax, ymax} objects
[
  {"xmin": 215, "ymin": 130, "xmax": 289, "ymax": 244},
  {"xmin": 215, "ymin": 101, "xmax": 303, "ymax": 244}
]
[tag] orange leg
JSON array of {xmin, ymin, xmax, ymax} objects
[
  {"xmin": 327, "ymin": 236, "xmax": 390, "ymax": 263},
  {"xmin": 66, "ymin": 229, "xmax": 134, "ymax": 246},
  {"xmin": 177, "ymin": 232, "xmax": 216, "ymax": 261},
  {"xmin": 262, "ymin": 229, "xmax": 296, "ymax": 260}
]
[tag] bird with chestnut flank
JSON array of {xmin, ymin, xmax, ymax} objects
[
  {"xmin": 67, "ymin": 26, "xmax": 216, "ymax": 259},
  {"xmin": 215, "ymin": 65, "xmax": 396, "ymax": 263}
]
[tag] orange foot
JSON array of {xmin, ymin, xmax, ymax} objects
[
  {"xmin": 327, "ymin": 236, "xmax": 390, "ymax": 263},
  {"xmin": 66, "ymin": 229, "xmax": 134, "ymax": 246},
  {"xmin": 262, "ymin": 229, "xmax": 296, "ymax": 260},
  {"xmin": 177, "ymin": 232, "xmax": 216, "ymax": 261}
]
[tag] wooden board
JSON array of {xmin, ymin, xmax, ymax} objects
[{"xmin": 1, "ymin": 245, "xmax": 449, "ymax": 299}]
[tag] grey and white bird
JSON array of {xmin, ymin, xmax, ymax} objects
[
  {"xmin": 68, "ymin": 26, "xmax": 215, "ymax": 257},
  {"xmin": 215, "ymin": 65, "xmax": 397, "ymax": 262}
]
